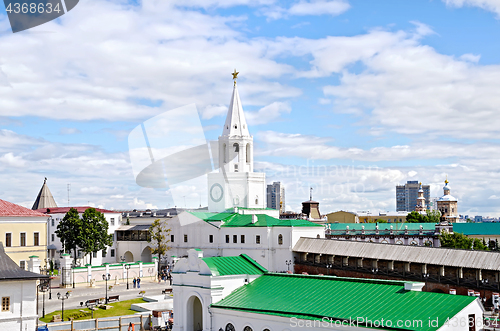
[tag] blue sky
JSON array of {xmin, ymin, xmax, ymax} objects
[{"xmin": 1, "ymin": 0, "xmax": 500, "ymax": 216}]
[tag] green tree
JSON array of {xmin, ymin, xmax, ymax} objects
[
  {"xmin": 425, "ymin": 209, "xmax": 441, "ymax": 223},
  {"xmin": 148, "ymin": 219, "xmax": 171, "ymax": 276},
  {"xmin": 55, "ymin": 207, "xmax": 82, "ymax": 263},
  {"xmin": 406, "ymin": 211, "xmax": 424, "ymax": 223},
  {"xmin": 439, "ymin": 230, "xmax": 489, "ymax": 250},
  {"xmin": 375, "ymin": 219, "xmax": 388, "ymax": 223},
  {"xmin": 79, "ymin": 208, "xmax": 113, "ymax": 265}
]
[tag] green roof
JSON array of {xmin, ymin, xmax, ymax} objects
[
  {"xmin": 188, "ymin": 212, "xmax": 321, "ymax": 227},
  {"xmin": 454, "ymin": 223, "xmax": 500, "ymax": 235},
  {"xmin": 202, "ymin": 254, "xmax": 267, "ymax": 276},
  {"xmin": 211, "ymin": 274, "xmax": 476, "ymax": 331}
]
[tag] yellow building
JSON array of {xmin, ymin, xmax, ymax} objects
[
  {"xmin": 326, "ymin": 211, "xmax": 359, "ymax": 223},
  {"xmin": 0, "ymin": 199, "xmax": 48, "ymax": 269}
]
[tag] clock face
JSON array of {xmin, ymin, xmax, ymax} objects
[{"xmin": 210, "ymin": 183, "xmax": 224, "ymax": 202}]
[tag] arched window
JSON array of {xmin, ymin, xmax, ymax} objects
[
  {"xmin": 246, "ymin": 143, "xmax": 250, "ymax": 163},
  {"xmin": 396, "ymin": 240, "xmax": 403, "ymax": 245},
  {"xmin": 225, "ymin": 323, "xmax": 235, "ymax": 331},
  {"xmin": 255, "ymin": 196, "xmax": 259, "ymax": 205},
  {"xmin": 278, "ymin": 234, "xmax": 283, "ymax": 245},
  {"xmin": 243, "ymin": 327, "xmax": 253, "ymax": 331},
  {"xmin": 233, "ymin": 143, "xmax": 239, "ymax": 162},
  {"xmin": 410, "ymin": 240, "xmax": 418, "ymax": 246}
]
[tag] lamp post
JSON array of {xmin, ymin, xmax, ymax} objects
[
  {"xmin": 102, "ymin": 273, "xmax": 111, "ymax": 304},
  {"xmin": 56, "ymin": 291, "xmax": 70, "ymax": 321},
  {"xmin": 125, "ymin": 264, "xmax": 131, "ymax": 290},
  {"xmin": 72, "ymin": 262, "xmax": 75, "ymax": 289},
  {"xmin": 285, "ymin": 260, "xmax": 292, "ymax": 272},
  {"xmin": 39, "ymin": 280, "xmax": 49, "ymax": 318}
]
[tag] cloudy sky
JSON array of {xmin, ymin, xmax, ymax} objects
[{"xmin": 1, "ymin": 0, "xmax": 500, "ymax": 216}]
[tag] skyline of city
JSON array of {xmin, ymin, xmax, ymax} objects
[{"xmin": 1, "ymin": 0, "xmax": 500, "ymax": 215}]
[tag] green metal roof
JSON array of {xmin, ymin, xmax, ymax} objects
[
  {"xmin": 201, "ymin": 254, "xmax": 268, "ymax": 276},
  {"xmin": 211, "ymin": 274, "xmax": 476, "ymax": 331},
  {"xmin": 454, "ymin": 223, "xmax": 500, "ymax": 235},
  {"xmin": 188, "ymin": 212, "xmax": 321, "ymax": 227}
]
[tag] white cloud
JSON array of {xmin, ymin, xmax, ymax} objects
[
  {"xmin": 289, "ymin": 0, "xmax": 350, "ymax": 16},
  {"xmin": 443, "ymin": 0, "xmax": 500, "ymax": 17},
  {"xmin": 60, "ymin": 127, "xmax": 82, "ymax": 135},
  {"xmin": 245, "ymin": 102, "xmax": 291, "ymax": 125}
]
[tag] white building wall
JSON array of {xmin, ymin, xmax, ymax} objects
[
  {"xmin": 437, "ymin": 300, "xmax": 484, "ymax": 331},
  {"xmin": 0, "ymin": 280, "xmax": 38, "ymax": 331},
  {"xmin": 159, "ymin": 212, "xmax": 324, "ymax": 272}
]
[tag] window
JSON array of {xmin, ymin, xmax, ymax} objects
[
  {"xmin": 20, "ymin": 233, "xmax": 26, "ymax": 246},
  {"xmin": 1, "ymin": 297, "xmax": 10, "ymax": 311},
  {"xmin": 226, "ymin": 235, "xmax": 229, "ymax": 243},
  {"xmin": 241, "ymin": 235, "xmax": 245, "ymax": 244},
  {"xmin": 184, "ymin": 234, "xmax": 188, "ymax": 243},
  {"xmin": 93, "ymin": 251, "xmax": 97, "ymax": 258},
  {"xmin": 110, "ymin": 249, "xmax": 115, "ymax": 257},
  {"xmin": 278, "ymin": 234, "xmax": 283, "ymax": 245},
  {"xmin": 110, "ymin": 218, "xmax": 115, "ymax": 226},
  {"xmin": 51, "ymin": 234, "xmax": 55, "ymax": 242},
  {"xmin": 256, "ymin": 235, "xmax": 260, "ymax": 244},
  {"xmin": 243, "ymin": 327, "xmax": 253, "ymax": 331},
  {"xmin": 34, "ymin": 232, "xmax": 39, "ymax": 246},
  {"xmin": 19, "ymin": 261, "xmax": 26, "ymax": 270},
  {"xmin": 225, "ymin": 323, "xmax": 235, "ymax": 331},
  {"xmin": 233, "ymin": 235, "xmax": 237, "ymax": 243},
  {"xmin": 171, "ymin": 235, "xmax": 174, "ymax": 243},
  {"xmin": 246, "ymin": 143, "xmax": 250, "ymax": 163},
  {"xmin": 51, "ymin": 218, "xmax": 54, "ymax": 226},
  {"xmin": 5, "ymin": 233, "xmax": 11, "ymax": 247},
  {"xmin": 209, "ymin": 235, "xmax": 214, "ymax": 243},
  {"xmin": 255, "ymin": 197, "xmax": 258, "ymax": 205},
  {"xmin": 78, "ymin": 250, "xmax": 82, "ymax": 258},
  {"xmin": 102, "ymin": 250, "xmax": 107, "ymax": 258}
]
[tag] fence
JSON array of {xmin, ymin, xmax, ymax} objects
[{"xmin": 39, "ymin": 314, "xmax": 150, "ymax": 331}]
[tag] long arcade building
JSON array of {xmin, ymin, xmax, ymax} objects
[{"xmin": 293, "ymin": 237, "xmax": 500, "ymax": 303}]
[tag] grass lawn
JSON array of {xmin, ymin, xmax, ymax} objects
[{"xmin": 39, "ymin": 298, "xmax": 146, "ymax": 323}]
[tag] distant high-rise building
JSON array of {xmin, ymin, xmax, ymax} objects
[
  {"xmin": 266, "ymin": 182, "xmax": 285, "ymax": 213},
  {"xmin": 396, "ymin": 181, "xmax": 430, "ymax": 212}
]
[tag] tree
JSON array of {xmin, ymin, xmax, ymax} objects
[
  {"xmin": 439, "ymin": 230, "xmax": 488, "ymax": 250},
  {"xmin": 426, "ymin": 209, "xmax": 441, "ymax": 223},
  {"xmin": 406, "ymin": 211, "xmax": 425, "ymax": 223},
  {"xmin": 406, "ymin": 210, "xmax": 441, "ymax": 223},
  {"xmin": 148, "ymin": 219, "xmax": 171, "ymax": 276},
  {"xmin": 79, "ymin": 208, "xmax": 113, "ymax": 265},
  {"xmin": 55, "ymin": 207, "xmax": 82, "ymax": 264}
]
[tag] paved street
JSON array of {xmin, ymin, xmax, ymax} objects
[{"xmin": 37, "ymin": 275, "xmax": 172, "ymax": 316}]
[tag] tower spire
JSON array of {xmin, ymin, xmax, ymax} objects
[{"xmin": 222, "ymin": 70, "xmax": 250, "ymax": 137}]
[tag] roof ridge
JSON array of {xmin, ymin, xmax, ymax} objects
[{"xmin": 240, "ymin": 254, "xmax": 268, "ymax": 273}]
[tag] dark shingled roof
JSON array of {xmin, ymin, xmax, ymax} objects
[{"xmin": 0, "ymin": 243, "xmax": 48, "ymax": 281}]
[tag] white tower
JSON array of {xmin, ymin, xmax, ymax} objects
[{"xmin": 208, "ymin": 70, "xmax": 266, "ymax": 212}]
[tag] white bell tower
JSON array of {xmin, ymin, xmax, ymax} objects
[{"xmin": 208, "ymin": 70, "xmax": 266, "ymax": 212}]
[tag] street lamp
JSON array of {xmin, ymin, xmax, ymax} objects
[
  {"xmin": 56, "ymin": 291, "xmax": 70, "ymax": 321},
  {"xmin": 72, "ymin": 262, "xmax": 75, "ymax": 289},
  {"xmin": 285, "ymin": 260, "xmax": 292, "ymax": 272},
  {"xmin": 38, "ymin": 280, "xmax": 49, "ymax": 318},
  {"xmin": 102, "ymin": 273, "xmax": 111, "ymax": 304},
  {"xmin": 125, "ymin": 264, "xmax": 131, "ymax": 290}
]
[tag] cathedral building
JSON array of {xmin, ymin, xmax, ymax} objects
[{"xmin": 437, "ymin": 179, "xmax": 459, "ymax": 222}]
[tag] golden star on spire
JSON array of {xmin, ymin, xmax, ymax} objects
[{"xmin": 232, "ymin": 69, "xmax": 239, "ymax": 84}]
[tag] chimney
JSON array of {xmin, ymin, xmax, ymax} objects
[{"xmin": 252, "ymin": 215, "xmax": 258, "ymax": 224}]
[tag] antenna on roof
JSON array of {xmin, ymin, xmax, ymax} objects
[
  {"xmin": 310, "ymin": 187, "xmax": 313, "ymax": 201},
  {"xmin": 67, "ymin": 184, "xmax": 71, "ymax": 207}
]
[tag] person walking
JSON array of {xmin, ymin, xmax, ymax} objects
[
  {"xmin": 128, "ymin": 322, "xmax": 135, "ymax": 331},
  {"xmin": 137, "ymin": 277, "xmax": 141, "ymax": 288},
  {"xmin": 133, "ymin": 277, "xmax": 136, "ymax": 288}
]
